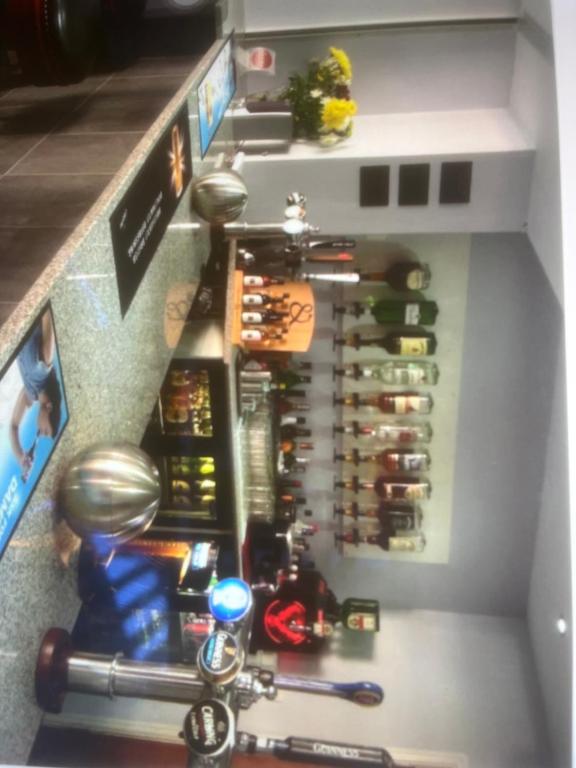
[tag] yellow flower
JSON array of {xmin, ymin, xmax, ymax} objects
[
  {"xmin": 322, "ymin": 98, "xmax": 357, "ymax": 131},
  {"xmin": 329, "ymin": 47, "xmax": 352, "ymax": 82}
]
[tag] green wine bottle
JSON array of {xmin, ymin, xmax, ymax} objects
[{"xmin": 369, "ymin": 298, "xmax": 438, "ymax": 326}]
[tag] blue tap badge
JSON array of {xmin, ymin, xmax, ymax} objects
[{"xmin": 209, "ymin": 578, "xmax": 252, "ymax": 623}]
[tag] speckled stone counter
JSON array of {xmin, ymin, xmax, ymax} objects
[{"xmin": 0, "ymin": 24, "xmax": 239, "ymax": 763}]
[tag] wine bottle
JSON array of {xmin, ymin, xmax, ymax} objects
[
  {"xmin": 334, "ymin": 449, "xmax": 430, "ymax": 472},
  {"xmin": 359, "ymin": 262, "xmax": 431, "ymax": 291},
  {"xmin": 280, "ymin": 415, "xmax": 307, "ymax": 426},
  {"xmin": 242, "ymin": 293, "xmax": 289, "ymax": 306},
  {"xmin": 241, "ymin": 329, "xmax": 285, "ymax": 343},
  {"xmin": 277, "ymin": 370, "xmax": 312, "ymax": 388},
  {"xmin": 277, "ymin": 398, "xmax": 311, "ymax": 414},
  {"xmin": 334, "ymin": 421, "xmax": 433, "ymax": 444},
  {"xmin": 280, "ymin": 425, "xmax": 312, "ymax": 439},
  {"xmin": 281, "ymin": 440, "xmax": 314, "ymax": 454},
  {"xmin": 335, "ymin": 392, "xmax": 433, "ymax": 415},
  {"xmin": 334, "ymin": 330, "xmax": 437, "ymax": 355},
  {"xmin": 337, "ymin": 529, "xmax": 426, "ymax": 552},
  {"xmin": 334, "ymin": 361, "xmax": 439, "ymax": 386},
  {"xmin": 243, "ymin": 275, "xmax": 286, "ymax": 287},
  {"xmin": 241, "ymin": 310, "xmax": 288, "ymax": 324},
  {"xmin": 333, "ymin": 298, "xmax": 438, "ymax": 325}
]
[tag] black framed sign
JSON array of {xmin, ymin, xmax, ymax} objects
[
  {"xmin": 0, "ymin": 301, "xmax": 70, "ymax": 559},
  {"xmin": 110, "ymin": 101, "xmax": 193, "ymax": 317}
]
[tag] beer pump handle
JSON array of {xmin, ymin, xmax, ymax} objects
[
  {"xmin": 237, "ymin": 733, "xmax": 397, "ymax": 768},
  {"xmin": 273, "ymin": 675, "xmax": 384, "ymax": 706}
]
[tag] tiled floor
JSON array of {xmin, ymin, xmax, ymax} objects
[{"xmin": 0, "ymin": 53, "xmax": 204, "ymax": 331}]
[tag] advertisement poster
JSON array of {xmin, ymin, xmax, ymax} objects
[
  {"xmin": 0, "ymin": 303, "xmax": 69, "ymax": 558},
  {"xmin": 110, "ymin": 102, "xmax": 192, "ymax": 317},
  {"xmin": 198, "ymin": 33, "xmax": 236, "ymax": 158}
]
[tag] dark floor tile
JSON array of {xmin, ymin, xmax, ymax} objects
[
  {"xmin": 56, "ymin": 76, "xmax": 184, "ymax": 134},
  {"xmin": 0, "ymin": 135, "xmax": 44, "ymax": 175},
  {"xmin": 10, "ymin": 133, "xmax": 144, "ymax": 175},
  {"xmin": 0, "ymin": 77, "xmax": 108, "ymax": 136},
  {"xmin": 0, "ymin": 227, "xmax": 73, "ymax": 313},
  {"xmin": 0, "ymin": 175, "xmax": 111, "ymax": 228}
]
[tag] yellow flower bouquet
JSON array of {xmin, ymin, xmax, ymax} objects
[{"xmin": 282, "ymin": 47, "xmax": 357, "ymax": 146}]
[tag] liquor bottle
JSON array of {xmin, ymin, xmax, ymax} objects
[
  {"xmin": 241, "ymin": 310, "xmax": 289, "ymax": 324},
  {"xmin": 335, "ymin": 392, "xmax": 433, "ymax": 415},
  {"xmin": 243, "ymin": 275, "xmax": 286, "ymax": 287},
  {"xmin": 280, "ymin": 425, "xmax": 312, "ymax": 439},
  {"xmin": 277, "ymin": 370, "xmax": 312, "ymax": 388},
  {"xmin": 336, "ymin": 475, "xmax": 431, "ymax": 500},
  {"xmin": 277, "ymin": 398, "xmax": 311, "ymax": 415},
  {"xmin": 281, "ymin": 440, "xmax": 314, "ymax": 454},
  {"xmin": 334, "ymin": 330, "xmax": 437, "ymax": 355},
  {"xmin": 278, "ymin": 493, "xmax": 307, "ymax": 505},
  {"xmin": 241, "ymin": 329, "xmax": 285, "ymax": 343},
  {"xmin": 334, "ymin": 448, "xmax": 430, "ymax": 472},
  {"xmin": 280, "ymin": 415, "xmax": 307, "ymax": 427},
  {"xmin": 334, "ymin": 421, "xmax": 433, "ymax": 444},
  {"xmin": 284, "ymin": 252, "xmax": 355, "ymax": 269},
  {"xmin": 243, "ymin": 293, "xmax": 290, "ymax": 306},
  {"xmin": 278, "ymin": 477, "xmax": 304, "ymax": 489},
  {"xmin": 281, "ymin": 454, "xmax": 310, "ymax": 471},
  {"xmin": 359, "ymin": 262, "xmax": 431, "ymax": 291},
  {"xmin": 334, "ymin": 361, "xmax": 439, "ymax": 386},
  {"xmin": 333, "ymin": 298, "xmax": 438, "ymax": 325},
  {"xmin": 336, "ymin": 529, "xmax": 426, "ymax": 552},
  {"xmin": 334, "ymin": 501, "xmax": 422, "ymax": 531}
]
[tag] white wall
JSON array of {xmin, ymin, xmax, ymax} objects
[
  {"xmin": 243, "ymin": 26, "xmax": 516, "ymax": 115},
  {"xmin": 509, "ymin": 2, "xmax": 563, "ymax": 302},
  {"xmin": 56, "ymin": 612, "xmax": 549, "ymax": 768},
  {"xmin": 242, "ymin": 0, "xmax": 521, "ymax": 33},
  {"xmin": 307, "ymin": 234, "xmax": 562, "ymax": 616}
]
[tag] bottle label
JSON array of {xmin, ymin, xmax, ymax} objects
[
  {"xmin": 242, "ymin": 312, "xmax": 264, "ymax": 323},
  {"xmin": 389, "ymin": 537, "xmax": 418, "ymax": 552},
  {"xmin": 241, "ymin": 330, "xmax": 262, "ymax": 341},
  {"xmin": 404, "ymin": 303, "xmax": 420, "ymax": 324},
  {"xmin": 406, "ymin": 270, "xmax": 425, "ymax": 290},
  {"xmin": 399, "ymin": 454, "xmax": 427, "ymax": 471},
  {"xmin": 244, "ymin": 276, "xmax": 265, "ymax": 287},
  {"xmin": 399, "ymin": 338, "xmax": 429, "ymax": 356},
  {"xmin": 393, "ymin": 396, "xmax": 422, "ymax": 415},
  {"xmin": 243, "ymin": 294, "xmax": 264, "ymax": 305}
]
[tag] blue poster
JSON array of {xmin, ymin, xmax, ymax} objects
[
  {"xmin": 198, "ymin": 33, "xmax": 236, "ymax": 158},
  {"xmin": 0, "ymin": 303, "xmax": 69, "ymax": 558}
]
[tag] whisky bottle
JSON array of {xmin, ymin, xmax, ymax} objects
[
  {"xmin": 334, "ymin": 361, "xmax": 439, "ymax": 386},
  {"xmin": 334, "ymin": 501, "xmax": 422, "ymax": 531},
  {"xmin": 334, "ymin": 330, "xmax": 437, "ymax": 355},
  {"xmin": 336, "ymin": 475, "xmax": 431, "ymax": 500},
  {"xmin": 335, "ymin": 392, "xmax": 433, "ymax": 415},
  {"xmin": 334, "ymin": 448, "xmax": 430, "ymax": 472},
  {"xmin": 336, "ymin": 529, "xmax": 426, "ymax": 552},
  {"xmin": 334, "ymin": 421, "xmax": 433, "ymax": 444}
]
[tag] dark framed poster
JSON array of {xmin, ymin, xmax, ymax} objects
[
  {"xmin": 110, "ymin": 101, "xmax": 193, "ymax": 317},
  {"xmin": 0, "ymin": 302, "xmax": 70, "ymax": 559},
  {"xmin": 198, "ymin": 32, "xmax": 236, "ymax": 158}
]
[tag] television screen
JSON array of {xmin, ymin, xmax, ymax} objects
[{"xmin": 197, "ymin": 33, "xmax": 236, "ymax": 158}]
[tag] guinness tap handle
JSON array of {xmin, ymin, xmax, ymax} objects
[
  {"xmin": 273, "ymin": 675, "xmax": 383, "ymax": 706},
  {"xmin": 237, "ymin": 733, "xmax": 396, "ymax": 767}
]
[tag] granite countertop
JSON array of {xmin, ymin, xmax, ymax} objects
[{"xmin": 0, "ymin": 27, "xmax": 238, "ymax": 763}]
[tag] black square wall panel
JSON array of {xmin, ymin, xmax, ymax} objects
[
  {"xmin": 398, "ymin": 163, "xmax": 430, "ymax": 206},
  {"xmin": 360, "ymin": 165, "xmax": 390, "ymax": 207},
  {"xmin": 440, "ymin": 161, "xmax": 473, "ymax": 204}
]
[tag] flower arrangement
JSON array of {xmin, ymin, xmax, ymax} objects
[{"xmin": 283, "ymin": 47, "xmax": 357, "ymax": 146}]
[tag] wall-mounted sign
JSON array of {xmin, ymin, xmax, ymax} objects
[
  {"xmin": 198, "ymin": 33, "xmax": 236, "ymax": 158},
  {"xmin": 110, "ymin": 102, "xmax": 192, "ymax": 317},
  {"xmin": 0, "ymin": 302, "xmax": 69, "ymax": 559}
]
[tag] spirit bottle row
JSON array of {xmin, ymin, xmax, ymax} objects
[
  {"xmin": 334, "ymin": 392, "xmax": 433, "ymax": 415},
  {"xmin": 334, "ymin": 361, "xmax": 439, "ymax": 386},
  {"xmin": 334, "ymin": 421, "xmax": 433, "ymax": 444},
  {"xmin": 335, "ymin": 475, "xmax": 431, "ymax": 501},
  {"xmin": 333, "ymin": 298, "xmax": 438, "ymax": 325},
  {"xmin": 334, "ymin": 448, "xmax": 431, "ymax": 472},
  {"xmin": 334, "ymin": 330, "xmax": 437, "ymax": 355},
  {"xmin": 336, "ymin": 528, "xmax": 426, "ymax": 553}
]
